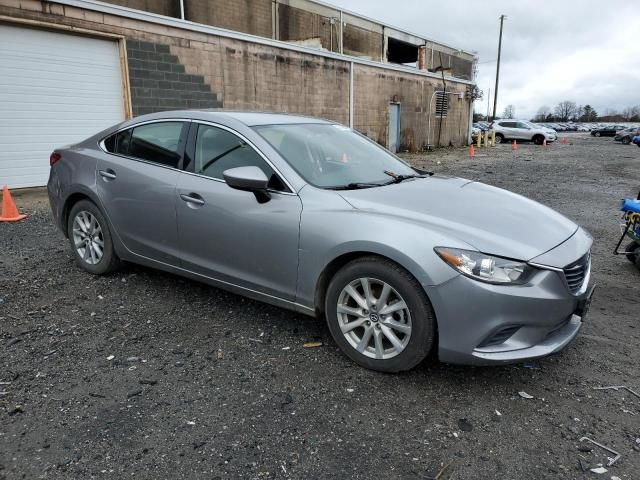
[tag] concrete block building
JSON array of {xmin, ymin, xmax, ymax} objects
[{"xmin": 0, "ymin": 0, "xmax": 476, "ymax": 188}]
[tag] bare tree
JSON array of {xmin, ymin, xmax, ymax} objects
[
  {"xmin": 535, "ymin": 106, "xmax": 551, "ymax": 121},
  {"xmin": 554, "ymin": 101, "xmax": 578, "ymax": 122},
  {"xmin": 622, "ymin": 106, "xmax": 640, "ymax": 121},
  {"xmin": 502, "ymin": 104, "xmax": 515, "ymax": 119}
]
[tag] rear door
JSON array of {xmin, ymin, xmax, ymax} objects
[
  {"xmin": 97, "ymin": 120, "xmax": 189, "ymax": 265},
  {"xmin": 497, "ymin": 121, "xmax": 516, "ymax": 139},
  {"xmin": 176, "ymin": 122, "xmax": 302, "ymax": 300},
  {"xmin": 515, "ymin": 122, "xmax": 533, "ymax": 140}
]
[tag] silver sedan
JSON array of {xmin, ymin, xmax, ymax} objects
[{"xmin": 47, "ymin": 111, "xmax": 594, "ymax": 372}]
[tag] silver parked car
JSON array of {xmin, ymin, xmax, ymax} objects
[{"xmin": 48, "ymin": 111, "xmax": 594, "ymax": 372}]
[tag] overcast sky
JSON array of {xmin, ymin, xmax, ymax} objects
[{"xmin": 332, "ymin": 0, "xmax": 640, "ymax": 119}]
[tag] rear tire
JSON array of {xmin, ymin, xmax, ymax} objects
[
  {"xmin": 67, "ymin": 200, "xmax": 120, "ymax": 275},
  {"xmin": 325, "ymin": 257, "xmax": 435, "ymax": 373},
  {"xmin": 494, "ymin": 133, "xmax": 504, "ymax": 144},
  {"xmin": 594, "ymin": 132, "xmax": 601, "ymax": 137},
  {"xmin": 622, "ymin": 137, "xmax": 631, "ymax": 145}
]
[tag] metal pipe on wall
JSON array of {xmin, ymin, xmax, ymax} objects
[{"xmin": 349, "ymin": 61, "xmax": 354, "ymax": 128}]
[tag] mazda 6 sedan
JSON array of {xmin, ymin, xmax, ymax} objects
[{"xmin": 48, "ymin": 111, "xmax": 594, "ymax": 372}]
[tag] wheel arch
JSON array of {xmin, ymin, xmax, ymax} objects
[
  {"xmin": 61, "ymin": 187, "xmax": 103, "ymax": 238},
  {"xmin": 313, "ymin": 249, "xmax": 434, "ymax": 318}
]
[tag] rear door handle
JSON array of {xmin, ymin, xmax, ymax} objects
[
  {"xmin": 180, "ymin": 193, "xmax": 205, "ymax": 206},
  {"xmin": 99, "ymin": 169, "xmax": 117, "ymax": 180}
]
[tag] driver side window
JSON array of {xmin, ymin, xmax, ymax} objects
[{"xmin": 194, "ymin": 125, "xmax": 287, "ymax": 191}]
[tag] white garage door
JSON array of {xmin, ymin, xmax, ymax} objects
[{"xmin": 0, "ymin": 24, "xmax": 126, "ymax": 188}]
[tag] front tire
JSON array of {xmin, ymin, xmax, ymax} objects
[
  {"xmin": 325, "ymin": 257, "xmax": 435, "ymax": 373},
  {"xmin": 594, "ymin": 131, "xmax": 601, "ymax": 137},
  {"xmin": 622, "ymin": 137, "xmax": 631, "ymax": 145},
  {"xmin": 533, "ymin": 135, "xmax": 545, "ymax": 145},
  {"xmin": 67, "ymin": 200, "xmax": 120, "ymax": 275}
]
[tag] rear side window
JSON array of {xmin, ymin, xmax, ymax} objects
[
  {"xmin": 103, "ymin": 129, "xmax": 132, "ymax": 155},
  {"xmin": 129, "ymin": 122, "xmax": 184, "ymax": 168},
  {"xmin": 103, "ymin": 122, "xmax": 184, "ymax": 169}
]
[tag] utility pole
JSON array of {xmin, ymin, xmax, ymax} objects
[
  {"xmin": 486, "ymin": 87, "xmax": 491, "ymax": 120},
  {"xmin": 491, "ymin": 15, "xmax": 505, "ymax": 122}
]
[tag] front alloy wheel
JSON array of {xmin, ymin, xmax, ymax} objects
[
  {"xmin": 337, "ymin": 278, "xmax": 412, "ymax": 360},
  {"xmin": 325, "ymin": 257, "xmax": 435, "ymax": 372}
]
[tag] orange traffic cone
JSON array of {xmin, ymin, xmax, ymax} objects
[
  {"xmin": 512, "ymin": 140, "xmax": 518, "ymax": 151},
  {"xmin": 561, "ymin": 137, "xmax": 568, "ymax": 145},
  {"xmin": 468, "ymin": 144, "xmax": 475, "ymax": 158},
  {"xmin": 0, "ymin": 185, "xmax": 27, "ymax": 222}
]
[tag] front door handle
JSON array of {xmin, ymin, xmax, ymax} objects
[
  {"xmin": 180, "ymin": 193, "xmax": 205, "ymax": 206},
  {"xmin": 99, "ymin": 169, "xmax": 117, "ymax": 180}
]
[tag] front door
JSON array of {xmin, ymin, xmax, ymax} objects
[
  {"xmin": 388, "ymin": 103, "xmax": 401, "ymax": 153},
  {"xmin": 97, "ymin": 121, "xmax": 188, "ymax": 265},
  {"xmin": 176, "ymin": 123, "xmax": 302, "ymax": 300}
]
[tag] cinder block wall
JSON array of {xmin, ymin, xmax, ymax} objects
[
  {"xmin": 354, "ymin": 65, "xmax": 469, "ymax": 150},
  {"xmin": 0, "ymin": 0, "xmax": 471, "ymax": 149}
]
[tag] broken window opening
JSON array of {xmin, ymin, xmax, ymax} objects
[{"xmin": 387, "ymin": 37, "xmax": 419, "ymax": 67}]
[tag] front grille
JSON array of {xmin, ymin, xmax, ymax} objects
[{"xmin": 563, "ymin": 251, "xmax": 590, "ymax": 294}]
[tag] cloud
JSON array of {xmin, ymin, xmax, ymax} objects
[{"xmin": 332, "ymin": 0, "xmax": 640, "ymax": 118}]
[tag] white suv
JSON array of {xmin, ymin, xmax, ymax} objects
[{"xmin": 491, "ymin": 120, "xmax": 558, "ymax": 145}]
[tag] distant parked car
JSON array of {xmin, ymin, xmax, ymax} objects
[
  {"xmin": 576, "ymin": 125, "xmax": 590, "ymax": 132},
  {"xmin": 473, "ymin": 122, "xmax": 489, "ymax": 132},
  {"xmin": 614, "ymin": 127, "xmax": 640, "ymax": 145},
  {"xmin": 491, "ymin": 120, "xmax": 557, "ymax": 145},
  {"xmin": 591, "ymin": 125, "xmax": 625, "ymax": 137}
]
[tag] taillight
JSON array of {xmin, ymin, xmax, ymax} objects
[{"xmin": 50, "ymin": 152, "xmax": 61, "ymax": 167}]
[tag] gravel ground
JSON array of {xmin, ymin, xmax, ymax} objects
[{"xmin": 1, "ymin": 133, "xmax": 639, "ymax": 479}]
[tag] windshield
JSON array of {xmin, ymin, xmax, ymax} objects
[{"xmin": 253, "ymin": 123, "xmax": 416, "ymax": 188}]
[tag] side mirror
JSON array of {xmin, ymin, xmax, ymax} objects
[{"xmin": 223, "ymin": 166, "xmax": 271, "ymax": 203}]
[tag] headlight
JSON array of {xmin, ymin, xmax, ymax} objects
[{"xmin": 434, "ymin": 247, "xmax": 536, "ymax": 285}]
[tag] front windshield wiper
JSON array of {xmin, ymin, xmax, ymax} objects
[
  {"xmin": 326, "ymin": 182, "xmax": 384, "ymax": 191},
  {"xmin": 383, "ymin": 170, "xmax": 433, "ymax": 185}
]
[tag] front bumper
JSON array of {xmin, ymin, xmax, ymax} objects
[{"xmin": 426, "ymin": 234, "xmax": 593, "ymax": 366}]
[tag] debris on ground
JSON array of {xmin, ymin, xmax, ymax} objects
[
  {"xmin": 579, "ymin": 437, "xmax": 621, "ymax": 466},
  {"xmin": 303, "ymin": 341, "xmax": 323, "ymax": 348},
  {"xmin": 518, "ymin": 391, "xmax": 534, "ymax": 399},
  {"xmin": 593, "ymin": 385, "xmax": 640, "ymax": 399},
  {"xmin": 590, "ymin": 466, "xmax": 607, "ymax": 474}
]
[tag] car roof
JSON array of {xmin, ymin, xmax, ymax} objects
[{"xmin": 127, "ymin": 110, "xmax": 334, "ymax": 127}]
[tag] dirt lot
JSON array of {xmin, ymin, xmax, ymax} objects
[{"xmin": 1, "ymin": 133, "xmax": 639, "ymax": 479}]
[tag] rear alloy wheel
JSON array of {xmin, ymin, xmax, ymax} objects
[
  {"xmin": 594, "ymin": 131, "xmax": 601, "ymax": 137},
  {"xmin": 68, "ymin": 200, "xmax": 120, "ymax": 275},
  {"xmin": 494, "ymin": 133, "xmax": 504, "ymax": 144},
  {"xmin": 325, "ymin": 257, "xmax": 435, "ymax": 372},
  {"xmin": 622, "ymin": 137, "xmax": 631, "ymax": 145}
]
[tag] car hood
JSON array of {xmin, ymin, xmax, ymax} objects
[{"xmin": 338, "ymin": 176, "xmax": 577, "ymax": 261}]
